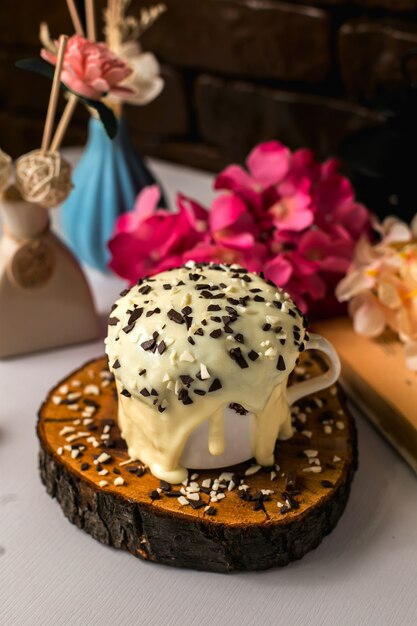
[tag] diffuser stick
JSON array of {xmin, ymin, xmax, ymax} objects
[
  {"xmin": 85, "ymin": 0, "xmax": 96, "ymax": 41},
  {"xmin": 50, "ymin": 94, "xmax": 78, "ymax": 152},
  {"xmin": 41, "ymin": 35, "xmax": 68, "ymax": 155},
  {"xmin": 66, "ymin": 0, "xmax": 85, "ymax": 36}
]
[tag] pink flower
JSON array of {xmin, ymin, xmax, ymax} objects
[
  {"xmin": 41, "ymin": 35, "xmax": 133, "ymax": 100},
  {"xmin": 268, "ymin": 176, "xmax": 314, "ymax": 232},
  {"xmin": 214, "ymin": 141, "xmax": 291, "ymax": 211},
  {"xmin": 108, "ymin": 186, "xmax": 208, "ymax": 282},
  {"xmin": 108, "ymin": 140, "xmax": 371, "ymax": 320},
  {"xmin": 263, "ymin": 251, "xmax": 326, "ymax": 313},
  {"xmin": 209, "ymin": 194, "xmax": 259, "ymax": 250}
]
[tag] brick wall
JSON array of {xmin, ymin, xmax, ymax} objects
[{"xmin": 1, "ymin": 0, "xmax": 417, "ymax": 173}]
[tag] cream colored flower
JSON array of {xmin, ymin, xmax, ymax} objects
[
  {"xmin": 336, "ymin": 215, "xmax": 417, "ymax": 370},
  {"xmin": 114, "ymin": 41, "xmax": 164, "ymax": 105}
]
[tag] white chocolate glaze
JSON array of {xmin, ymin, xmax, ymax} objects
[{"xmin": 105, "ymin": 263, "xmax": 308, "ymax": 483}]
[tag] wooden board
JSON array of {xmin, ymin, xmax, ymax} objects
[
  {"xmin": 314, "ymin": 317, "xmax": 417, "ymax": 474},
  {"xmin": 37, "ymin": 354, "xmax": 357, "ymax": 572}
]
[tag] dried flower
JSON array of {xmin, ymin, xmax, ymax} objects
[{"xmin": 104, "ymin": 0, "xmax": 164, "ymax": 106}]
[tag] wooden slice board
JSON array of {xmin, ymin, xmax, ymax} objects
[
  {"xmin": 37, "ymin": 354, "xmax": 357, "ymax": 572},
  {"xmin": 314, "ymin": 317, "xmax": 417, "ymax": 475}
]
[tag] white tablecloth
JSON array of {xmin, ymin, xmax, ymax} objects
[{"xmin": 1, "ymin": 159, "xmax": 416, "ymax": 626}]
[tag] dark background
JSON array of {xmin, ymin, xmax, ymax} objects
[{"xmin": 1, "ymin": 0, "xmax": 417, "ymax": 174}]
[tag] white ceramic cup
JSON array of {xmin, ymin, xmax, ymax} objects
[{"xmin": 180, "ymin": 333, "xmax": 341, "ymax": 469}]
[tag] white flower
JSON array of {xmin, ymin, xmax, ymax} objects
[{"xmin": 113, "ymin": 41, "xmax": 164, "ymax": 106}]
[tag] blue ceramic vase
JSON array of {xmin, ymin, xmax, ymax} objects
[{"xmin": 61, "ymin": 116, "xmax": 165, "ymax": 271}]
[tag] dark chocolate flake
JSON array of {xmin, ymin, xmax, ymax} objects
[
  {"xmin": 208, "ymin": 378, "xmax": 222, "ymax": 392},
  {"xmin": 81, "ymin": 463, "xmax": 90, "ymax": 471},
  {"xmin": 140, "ymin": 388, "xmax": 150, "ymax": 397},
  {"xmin": 122, "ymin": 323, "xmax": 135, "ymax": 334},
  {"xmin": 229, "ymin": 347, "xmax": 248, "ymax": 369},
  {"xmin": 184, "ymin": 316, "xmax": 193, "ymax": 329},
  {"xmin": 141, "ymin": 339, "xmax": 156, "ymax": 351},
  {"xmin": 207, "ymin": 304, "xmax": 221, "ymax": 311},
  {"xmin": 210, "ymin": 329, "xmax": 222, "ymax": 339},
  {"xmin": 139, "ymin": 285, "xmax": 151, "ymax": 295},
  {"xmin": 158, "ymin": 341, "xmax": 167, "ymax": 355},
  {"xmin": 108, "ymin": 316, "xmax": 119, "ymax": 326},
  {"xmin": 282, "ymin": 492, "xmax": 300, "ymax": 510},
  {"xmin": 121, "ymin": 389, "xmax": 131, "ymax": 398},
  {"xmin": 149, "ymin": 490, "xmax": 161, "ymax": 500},
  {"xmin": 262, "ymin": 323, "xmax": 271, "ymax": 332},
  {"xmin": 167, "ymin": 309, "xmax": 184, "ymax": 324},
  {"xmin": 254, "ymin": 295, "xmax": 265, "ymax": 302},
  {"xmin": 194, "ymin": 328, "xmax": 204, "ymax": 336},
  {"xmin": 229, "ymin": 402, "xmax": 248, "ymax": 415},
  {"xmin": 277, "ymin": 355, "xmax": 286, "ymax": 371},
  {"xmin": 188, "ymin": 499, "xmax": 206, "ymax": 510},
  {"xmin": 194, "ymin": 389, "xmax": 206, "ymax": 396},
  {"xmin": 180, "ymin": 375, "xmax": 194, "ymax": 386},
  {"xmin": 205, "ymin": 506, "xmax": 217, "ymax": 516},
  {"xmin": 128, "ymin": 307, "xmax": 144, "ymax": 324},
  {"xmin": 139, "ymin": 368, "xmax": 146, "ymax": 376},
  {"xmin": 178, "ymin": 389, "xmax": 193, "ymax": 405},
  {"xmin": 235, "ymin": 333, "xmax": 244, "ymax": 344},
  {"xmin": 248, "ymin": 350, "xmax": 259, "ymax": 361}
]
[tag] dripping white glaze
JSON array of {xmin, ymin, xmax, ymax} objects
[{"xmin": 105, "ymin": 263, "xmax": 307, "ymax": 483}]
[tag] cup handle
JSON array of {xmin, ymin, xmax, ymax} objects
[{"xmin": 286, "ymin": 333, "xmax": 341, "ymax": 406}]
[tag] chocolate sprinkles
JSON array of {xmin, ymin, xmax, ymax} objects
[
  {"xmin": 167, "ymin": 309, "xmax": 184, "ymax": 324},
  {"xmin": 229, "ymin": 347, "xmax": 248, "ymax": 369}
]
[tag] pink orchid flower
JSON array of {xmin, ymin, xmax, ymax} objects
[
  {"xmin": 268, "ymin": 176, "xmax": 314, "ymax": 232},
  {"xmin": 108, "ymin": 186, "xmax": 208, "ymax": 283},
  {"xmin": 108, "ymin": 140, "xmax": 372, "ymax": 319},
  {"xmin": 42, "ymin": 35, "xmax": 133, "ymax": 100},
  {"xmin": 214, "ymin": 141, "xmax": 291, "ymax": 209},
  {"xmin": 209, "ymin": 193, "xmax": 259, "ymax": 250}
]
